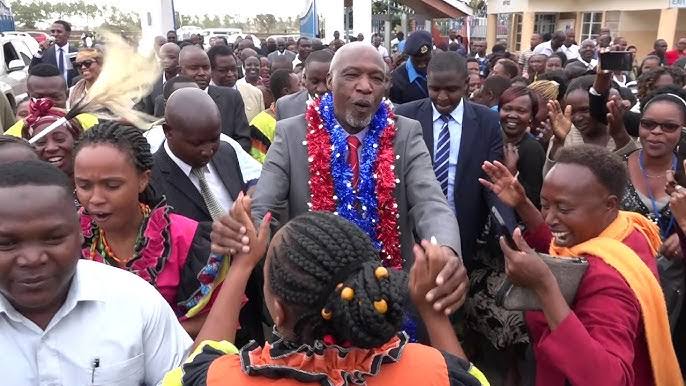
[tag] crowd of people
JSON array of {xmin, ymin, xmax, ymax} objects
[{"xmin": 1, "ymin": 17, "xmax": 686, "ymax": 386}]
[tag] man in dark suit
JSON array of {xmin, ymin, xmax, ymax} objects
[
  {"xmin": 150, "ymin": 87, "xmax": 263, "ymax": 346},
  {"xmin": 136, "ymin": 42, "xmax": 180, "ymax": 116},
  {"xmin": 178, "ymin": 46, "xmax": 250, "ymax": 151},
  {"xmin": 275, "ymin": 49, "xmax": 332, "ymax": 120},
  {"xmin": 30, "ymin": 20, "xmax": 79, "ymax": 87},
  {"xmin": 389, "ymin": 30, "xmax": 433, "ymax": 105},
  {"xmin": 396, "ymin": 51, "xmax": 516, "ymax": 265}
]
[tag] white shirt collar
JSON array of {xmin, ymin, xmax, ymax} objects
[
  {"xmin": 164, "ymin": 140, "xmax": 194, "ymax": 177},
  {"xmin": 432, "ymin": 98, "xmax": 464, "ymax": 125},
  {"xmin": 578, "ymin": 57, "xmax": 598, "ymax": 68},
  {"xmin": 56, "ymin": 42, "xmax": 69, "ymax": 52}
]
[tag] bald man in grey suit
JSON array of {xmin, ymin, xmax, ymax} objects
[{"xmin": 213, "ymin": 42, "xmax": 468, "ymax": 316}]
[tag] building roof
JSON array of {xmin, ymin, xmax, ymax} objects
[
  {"xmin": 345, "ymin": 0, "xmax": 472, "ymax": 18},
  {"xmin": 400, "ymin": 0, "xmax": 473, "ymax": 18}
]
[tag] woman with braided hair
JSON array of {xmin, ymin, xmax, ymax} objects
[
  {"xmin": 162, "ymin": 200, "xmax": 489, "ymax": 386},
  {"xmin": 20, "ymin": 98, "xmax": 84, "ymax": 179},
  {"xmin": 72, "ymin": 121, "xmax": 226, "ymax": 337}
]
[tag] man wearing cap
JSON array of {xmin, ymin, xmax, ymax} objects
[{"xmin": 390, "ymin": 30, "xmax": 433, "ymax": 104}]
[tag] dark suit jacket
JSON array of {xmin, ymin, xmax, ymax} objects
[
  {"xmin": 135, "ymin": 75, "xmax": 164, "ymax": 116},
  {"xmin": 389, "ymin": 63, "xmax": 428, "ymax": 105},
  {"xmin": 150, "ymin": 141, "xmax": 264, "ymax": 345},
  {"xmin": 395, "ymin": 98, "xmax": 517, "ymax": 264},
  {"xmin": 207, "ymin": 85, "xmax": 251, "ymax": 151},
  {"xmin": 30, "ymin": 44, "xmax": 79, "ymax": 87},
  {"xmin": 151, "ymin": 141, "xmax": 244, "ymax": 222},
  {"xmin": 153, "ymin": 94, "xmax": 166, "ymax": 118}
]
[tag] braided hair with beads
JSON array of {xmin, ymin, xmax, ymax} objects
[
  {"xmin": 269, "ymin": 211, "xmax": 407, "ymax": 348},
  {"xmin": 74, "ymin": 120, "xmax": 159, "ymax": 205}
]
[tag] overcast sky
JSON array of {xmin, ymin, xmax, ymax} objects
[{"xmin": 109, "ymin": 0, "xmax": 305, "ymax": 18}]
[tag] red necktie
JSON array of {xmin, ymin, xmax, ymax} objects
[{"xmin": 347, "ymin": 135, "xmax": 361, "ymax": 187}]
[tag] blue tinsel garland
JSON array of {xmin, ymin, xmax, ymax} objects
[{"xmin": 318, "ymin": 92, "xmax": 388, "ymax": 251}]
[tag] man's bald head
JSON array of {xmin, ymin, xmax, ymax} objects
[
  {"xmin": 330, "ymin": 42, "xmax": 383, "ymax": 77},
  {"xmin": 165, "ymin": 88, "xmax": 219, "ymax": 132},
  {"xmin": 160, "ymin": 42, "xmax": 180, "ymax": 55},
  {"xmin": 163, "ymin": 88, "xmax": 221, "ymax": 168},
  {"xmin": 240, "ymin": 48, "xmax": 258, "ymax": 63},
  {"xmin": 159, "ymin": 42, "xmax": 181, "ymax": 76},
  {"xmin": 238, "ymin": 39, "xmax": 253, "ymax": 51},
  {"xmin": 179, "ymin": 45, "xmax": 206, "ymax": 64}
]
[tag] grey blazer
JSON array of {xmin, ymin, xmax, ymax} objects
[
  {"xmin": 275, "ymin": 89, "xmax": 309, "ymax": 121},
  {"xmin": 268, "ymin": 50, "xmax": 296, "ymax": 64},
  {"xmin": 251, "ymin": 113, "xmax": 462, "ymax": 265}
]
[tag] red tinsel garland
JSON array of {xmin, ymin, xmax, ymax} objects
[{"xmin": 305, "ymin": 98, "xmax": 402, "ymax": 269}]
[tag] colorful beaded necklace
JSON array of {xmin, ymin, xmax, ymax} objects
[{"xmin": 89, "ymin": 203, "xmax": 151, "ymax": 267}]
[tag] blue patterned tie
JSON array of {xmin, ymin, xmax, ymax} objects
[{"xmin": 434, "ymin": 114, "xmax": 451, "ymax": 198}]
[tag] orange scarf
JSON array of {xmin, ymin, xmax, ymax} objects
[{"xmin": 550, "ymin": 211, "xmax": 682, "ymax": 386}]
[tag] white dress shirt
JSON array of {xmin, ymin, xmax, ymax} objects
[
  {"xmin": 576, "ymin": 57, "xmax": 598, "ymax": 71},
  {"xmin": 533, "ymin": 41, "xmax": 561, "ymax": 57},
  {"xmin": 560, "ymin": 44, "xmax": 580, "ymax": 60},
  {"xmin": 432, "ymin": 99, "xmax": 464, "ymax": 212},
  {"xmin": 0, "ymin": 260, "xmax": 191, "ymax": 386},
  {"xmin": 377, "ymin": 45, "xmax": 390, "ymax": 58},
  {"xmin": 55, "ymin": 43, "xmax": 72, "ymax": 81},
  {"xmin": 144, "ymin": 125, "xmax": 262, "ymax": 182},
  {"xmin": 164, "ymin": 140, "xmax": 235, "ymax": 212}
]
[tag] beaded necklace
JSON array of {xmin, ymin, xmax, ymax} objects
[{"xmin": 89, "ymin": 203, "xmax": 151, "ymax": 267}]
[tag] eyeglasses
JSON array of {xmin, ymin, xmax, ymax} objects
[
  {"xmin": 639, "ymin": 118, "xmax": 683, "ymax": 133},
  {"xmin": 74, "ymin": 60, "xmax": 95, "ymax": 69}
]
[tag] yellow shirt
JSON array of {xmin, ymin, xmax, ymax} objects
[{"xmin": 5, "ymin": 113, "xmax": 99, "ymax": 137}]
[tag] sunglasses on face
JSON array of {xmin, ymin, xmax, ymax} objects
[
  {"xmin": 74, "ymin": 60, "xmax": 95, "ymax": 69},
  {"xmin": 640, "ymin": 118, "xmax": 682, "ymax": 133}
]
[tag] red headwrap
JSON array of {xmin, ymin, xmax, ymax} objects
[{"xmin": 22, "ymin": 98, "xmax": 81, "ymax": 140}]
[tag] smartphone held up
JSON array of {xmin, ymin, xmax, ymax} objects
[{"xmin": 600, "ymin": 51, "xmax": 634, "ymax": 72}]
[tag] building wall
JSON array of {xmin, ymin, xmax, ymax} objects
[
  {"xmin": 489, "ymin": 0, "xmax": 666, "ymax": 14},
  {"xmin": 618, "ymin": 10, "xmax": 661, "ymax": 58},
  {"xmin": 676, "ymin": 9, "xmax": 686, "ymax": 44}
]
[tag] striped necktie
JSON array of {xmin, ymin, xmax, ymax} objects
[
  {"xmin": 434, "ymin": 114, "xmax": 451, "ymax": 198},
  {"xmin": 348, "ymin": 135, "xmax": 361, "ymax": 187},
  {"xmin": 192, "ymin": 167, "xmax": 225, "ymax": 220}
]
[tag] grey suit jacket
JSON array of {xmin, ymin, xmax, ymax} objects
[
  {"xmin": 252, "ymin": 113, "xmax": 462, "ymax": 265},
  {"xmin": 275, "ymin": 89, "xmax": 309, "ymax": 121},
  {"xmin": 268, "ymin": 50, "xmax": 296, "ymax": 63}
]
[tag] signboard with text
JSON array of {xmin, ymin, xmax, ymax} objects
[{"xmin": 670, "ymin": 0, "xmax": 686, "ymax": 8}]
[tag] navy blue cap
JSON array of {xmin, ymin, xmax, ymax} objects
[{"xmin": 404, "ymin": 30, "xmax": 432, "ymax": 56}]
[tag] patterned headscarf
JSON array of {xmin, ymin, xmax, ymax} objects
[{"xmin": 22, "ymin": 98, "xmax": 82, "ymax": 140}]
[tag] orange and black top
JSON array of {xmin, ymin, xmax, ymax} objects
[{"xmin": 164, "ymin": 332, "xmax": 488, "ymax": 386}]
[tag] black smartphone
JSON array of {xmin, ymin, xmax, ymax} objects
[
  {"xmin": 600, "ymin": 51, "xmax": 634, "ymax": 72},
  {"xmin": 491, "ymin": 206, "xmax": 519, "ymax": 251}
]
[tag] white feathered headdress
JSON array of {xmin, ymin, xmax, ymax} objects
[{"xmin": 29, "ymin": 31, "xmax": 161, "ymax": 144}]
